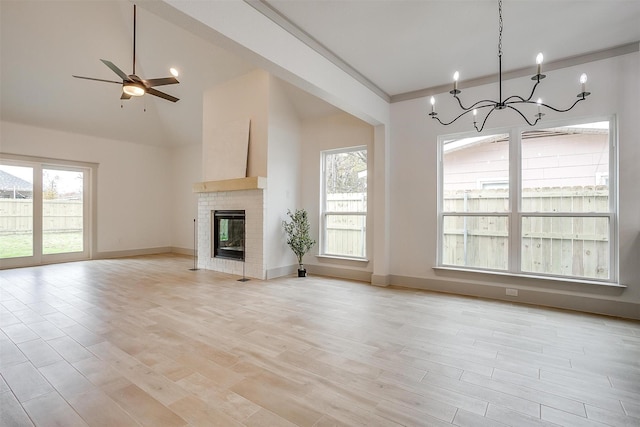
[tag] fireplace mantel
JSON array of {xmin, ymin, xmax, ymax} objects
[{"xmin": 193, "ymin": 176, "xmax": 266, "ymax": 193}]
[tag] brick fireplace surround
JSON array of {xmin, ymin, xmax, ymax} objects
[{"xmin": 194, "ymin": 177, "xmax": 266, "ymax": 279}]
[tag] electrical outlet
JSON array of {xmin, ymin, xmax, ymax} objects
[{"xmin": 506, "ymin": 288, "xmax": 518, "ymax": 297}]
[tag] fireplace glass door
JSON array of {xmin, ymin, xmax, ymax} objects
[{"xmin": 213, "ymin": 210, "xmax": 245, "ymax": 260}]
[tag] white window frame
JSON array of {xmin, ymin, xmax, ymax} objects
[
  {"xmin": 437, "ymin": 116, "xmax": 618, "ymax": 284},
  {"xmin": 320, "ymin": 146, "xmax": 368, "ymax": 260}
]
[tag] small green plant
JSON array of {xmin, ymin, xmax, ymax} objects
[{"xmin": 282, "ymin": 209, "xmax": 316, "ymax": 271}]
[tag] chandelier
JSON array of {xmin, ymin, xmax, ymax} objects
[{"xmin": 429, "ymin": 0, "xmax": 591, "ymax": 132}]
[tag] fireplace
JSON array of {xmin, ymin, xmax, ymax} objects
[
  {"xmin": 213, "ymin": 210, "xmax": 245, "ymax": 261},
  {"xmin": 195, "ymin": 177, "xmax": 266, "ymax": 279}
]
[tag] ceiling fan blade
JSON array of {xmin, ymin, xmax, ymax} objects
[
  {"xmin": 147, "ymin": 87, "xmax": 179, "ymax": 103},
  {"xmin": 144, "ymin": 77, "xmax": 179, "ymax": 87},
  {"xmin": 121, "ymin": 92, "xmax": 132, "ymax": 100},
  {"xmin": 73, "ymin": 75, "xmax": 122, "ymax": 84},
  {"xmin": 100, "ymin": 59, "xmax": 129, "ymax": 81}
]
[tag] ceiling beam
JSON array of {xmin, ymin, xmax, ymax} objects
[
  {"xmin": 244, "ymin": 0, "xmax": 390, "ymax": 102},
  {"xmin": 392, "ymin": 42, "xmax": 639, "ymax": 103}
]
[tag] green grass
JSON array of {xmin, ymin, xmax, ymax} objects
[
  {"xmin": 0, "ymin": 234, "xmax": 33, "ymax": 258},
  {"xmin": 0, "ymin": 232, "xmax": 83, "ymax": 258}
]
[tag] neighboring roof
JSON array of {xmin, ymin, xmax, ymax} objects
[
  {"xmin": 444, "ymin": 121, "xmax": 610, "ymax": 153},
  {"xmin": 0, "ymin": 170, "xmax": 32, "ymax": 192}
]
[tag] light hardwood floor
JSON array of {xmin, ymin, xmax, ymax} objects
[{"xmin": 1, "ymin": 254, "xmax": 639, "ymax": 427}]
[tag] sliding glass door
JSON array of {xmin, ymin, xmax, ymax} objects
[
  {"xmin": 0, "ymin": 164, "xmax": 34, "ymax": 259},
  {"xmin": 41, "ymin": 166, "xmax": 88, "ymax": 262},
  {"xmin": 1, "ymin": 159, "xmax": 91, "ymax": 268}
]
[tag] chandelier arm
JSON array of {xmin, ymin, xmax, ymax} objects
[
  {"xmin": 504, "ymin": 100, "xmax": 537, "ymax": 106},
  {"xmin": 502, "ymin": 95, "xmax": 528, "ymax": 104},
  {"xmin": 475, "ymin": 106, "xmax": 499, "ymax": 132},
  {"xmin": 431, "ymin": 109, "xmax": 477, "ymax": 126},
  {"xmin": 538, "ymin": 97, "xmax": 587, "ymax": 113},
  {"xmin": 453, "ymin": 95, "xmax": 499, "ymax": 111},
  {"xmin": 506, "ymin": 105, "xmax": 541, "ymax": 127},
  {"xmin": 502, "ymin": 79, "xmax": 543, "ymax": 104}
]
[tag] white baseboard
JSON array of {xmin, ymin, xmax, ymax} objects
[
  {"xmin": 389, "ymin": 274, "xmax": 640, "ymax": 320},
  {"xmin": 267, "ymin": 264, "xmax": 297, "ymax": 279},
  {"xmin": 306, "ymin": 264, "xmax": 371, "ymax": 282},
  {"xmin": 371, "ymin": 274, "xmax": 391, "ymax": 287},
  {"xmin": 94, "ymin": 247, "xmax": 172, "ymax": 259},
  {"xmin": 170, "ymin": 247, "xmax": 194, "ymax": 256}
]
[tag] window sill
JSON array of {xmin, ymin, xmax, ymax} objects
[
  {"xmin": 433, "ymin": 266, "xmax": 626, "ymax": 288},
  {"xmin": 316, "ymin": 254, "xmax": 369, "ymax": 264}
]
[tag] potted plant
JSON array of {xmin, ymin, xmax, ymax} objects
[{"xmin": 282, "ymin": 208, "xmax": 316, "ymax": 277}]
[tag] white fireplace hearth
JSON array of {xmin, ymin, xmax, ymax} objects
[{"xmin": 194, "ymin": 177, "xmax": 266, "ymax": 279}]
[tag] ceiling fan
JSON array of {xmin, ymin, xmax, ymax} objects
[{"xmin": 73, "ymin": 4, "xmax": 179, "ymax": 103}]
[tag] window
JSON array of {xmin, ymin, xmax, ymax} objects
[
  {"xmin": 321, "ymin": 147, "xmax": 367, "ymax": 258},
  {"xmin": 440, "ymin": 132, "xmax": 510, "ymax": 270},
  {"xmin": 438, "ymin": 119, "xmax": 616, "ymax": 282},
  {"xmin": 0, "ymin": 164, "xmax": 34, "ymax": 258}
]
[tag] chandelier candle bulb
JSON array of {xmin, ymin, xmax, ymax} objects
[
  {"xmin": 580, "ymin": 73, "xmax": 587, "ymax": 93},
  {"xmin": 473, "ymin": 109, "xmax": 477, "ymax": 122},
  {"xmin": 453, "ymin": 71, "xmax": 459, "ymax": 91},
  {"xmin": 430, "ymin": 96, "xmax": 435, "ymax": 113},
  {"xmin": 536, "ymin": 53, "xmax": 544, "ymax": 75},
  {"xmin": 537, "ymin": 98, "xmax": 542, "ymax": 114}
]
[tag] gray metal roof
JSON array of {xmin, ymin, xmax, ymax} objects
[{"xmin": 0, "ymin": 170, "xmax": 32, "ymax": 192}]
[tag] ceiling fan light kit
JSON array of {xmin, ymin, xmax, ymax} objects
[
  {"xmin": 72, "ymin": 4, "xmax": 180, "ymax": 103},
  {"xmin": 430, "ymin": 0, "xmax": 590, "ymax": 132},
  {"xmin": 122, "ymin": 83, "xmax": 145, "ymax": 97}
]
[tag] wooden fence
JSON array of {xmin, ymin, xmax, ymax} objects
[
  {"xmin": 0, "ymin": 200, "xmax": 82, "ymax": 234},
  {"xmin": 325, "ymin": 193, "xmax": 366, "ymax": 257},
  {"xmin": 442, "ymin": 187, "xmax": 610, "ymax": 279},
  {"xmin": 1, "ymin": 188, "xmax": 610, "ymax": 278}
]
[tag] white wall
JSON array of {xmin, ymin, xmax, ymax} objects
[
  {"xmin": 198, "ymin": 70, "xmax": 305, "ymax": 278},
  {"xmin": 169, "ymin": 143, "xmax": 201, "ymax": 253},
  {"xmin": 300, "ymin": 113, "xmax": 375, "ymax": 280},
  {"xmin": 149, "ymin": 0, "xmax": 393, "ymax": 280},
  {"xmin": 389, "ymin": 52, "xmax": 640, "ymax": 318},
  {"xmin": 265, "ymin": 77, "xmax": 302, "ymax": 277},
  {"xmin": 202, "ymin": 69, "xmax": 269, "ymax": 178},
  {"xmin": 0, "ymin": 121, "xmax": 173, "ymax": 256}
]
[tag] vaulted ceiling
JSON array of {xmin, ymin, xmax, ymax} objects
[
  {"xmin": 1, "ymin": 1, "xmax": 254, "ymax": 147},
  {"xmin": 1, "ymin": 1, "xmax": 639, "ymax": 148}
]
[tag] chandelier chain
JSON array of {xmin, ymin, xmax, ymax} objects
[{"xmin": 498, "ymin": 0, "xmax": 503, "ymax": 57}]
